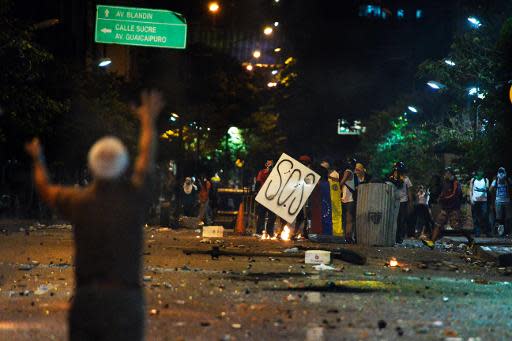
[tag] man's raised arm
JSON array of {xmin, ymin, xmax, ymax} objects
[
  {"xmin": 132, "ymin": 90, "xmax": 165, "ymax": 187},
  {"xmin": 25, "ymin": 138, "xmax": 61, "ymax": 208}
]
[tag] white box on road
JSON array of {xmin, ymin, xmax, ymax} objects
[
  {"xmin": 202, "ymin": 226, "xmax": 224, "ymax": 238},
  {"xmin": 305, "ymin": 250, "xmax": 331, "ymax": 264}
]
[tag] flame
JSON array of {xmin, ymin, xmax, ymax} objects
[
  {"xmin": 261, "ymin": 231, "xmax": 270, "ymax": 240},
  {"xmin": 296, "ymin": 233, "xmax": 302, "ymax": 240},
  {"xmin": 389, "ymin": 257, "xmax": 398, "ymax": 267},
  {"xmin": 280, "ymin": 225, "xmax": 291, "ymax": 241}
]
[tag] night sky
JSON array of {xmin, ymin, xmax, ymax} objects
[{"xmin": 17, "ymin": 0, "xmax": 462, "ymax": 157}]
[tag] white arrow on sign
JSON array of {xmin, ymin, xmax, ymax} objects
[
  {"xmin": 100, "ymin": 28, "xmax": 112, "ymax": 34},
  {"xmin": 105, "ymin": 9, "xmax": 110, "ymax": 17}
]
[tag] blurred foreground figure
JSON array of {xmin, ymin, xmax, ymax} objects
[{"xmin": 26, "ymin": 90, "xmax": 164, "ymax": 341}]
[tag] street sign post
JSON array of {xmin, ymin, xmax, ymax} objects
[{"xmin": 95, "ymin": 5, "xmax": 187, "ymax": 49}]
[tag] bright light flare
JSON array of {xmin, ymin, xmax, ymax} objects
[
  {"xmin": 389, "ymin": 258, "xmax": 398, "ymax": 267},
  {"xmin": 280, "ymin": 225, "xmax": 291, "ymax": 241},
  {"xmin": 253, "ymin": 50, "xmax": 261, "ymax": 58},
  {"xmin": 467, "ymin": 16, "xmax": 482, "ymax": 28},
  {"xmin": 274, "ymin": 21, "xmax": 279, "ymax": 27},
  {"xmin": 267, "ymin": 82, "xmax": 277, "ymax": 88},
  {"xmin": 98, "ymin": 58, "xmax": 112, "ymax": 67},
  {"xmin": 274, "ymin": 47, "xmax": 281, "ymax": 52},
  {"xmin": 444, "ymin": 59, "xmax": 456, "ymax": 66},
  {"xmin": 407, "ymin": 106, "xmax": 418, "ymax": 113},
  {"xmin": 208, "ymin": 2, "xmax": 220, "ymax": 13},
  {"xmin": 427, "ymin": 81, "xmax": 446, "ymax": 90},
  {"xmin": 246, "ymin": 64, "xmax": 253, "ymax": 71},
  {"xmin": 263, "ymin": 26, "xmax": 273, "ymax": 35}
]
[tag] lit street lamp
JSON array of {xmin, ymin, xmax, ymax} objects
[
  {"xmin": 98, "ymin": 58, "xmax": 112, "ymax": 67},
  {"xmin": 274, "ymin": 21, "xmax": 279, "ymax": 27},
  {"xmin": 407, "ymin": 106, "xmax": 418, "ymax": 113},
  {"xmin": 252, "ymin": 50, "xmax": 261, "ymax": 59},
  {"xmin": 208, "ymin": 2, "xmax": 220, "ymax": 13},
  {"xmin": 467, "ymin": 16, "xmax": 482, "ymax": 28},
  {"xmin": 444, "ymin": 59, "xmax": 456, "ymax": 66},
  {"xmin": 263, "ymin": 26, "xmax": 273, "ymax": 36},
  {"xmin": 246, "ymin": 64, "xmax": 254, "ymax": 71},
  {"xmin": 427, "ymin": 81, "xmax": 446, "ymax": 90}
]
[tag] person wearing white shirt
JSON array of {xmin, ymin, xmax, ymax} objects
[{"xmin": 469, "ymin": 169, "xmax": 489, "ymax": 237}]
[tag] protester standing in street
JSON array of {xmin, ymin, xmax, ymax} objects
[
  {"xmin": 422, "ymin": 168, "xmax": 463, "ymax": 249},
  {"xmin": 181, "ymin": 177, "xmax": 198, "ymax": 217},
  {"xmin": 415, "ymin": 185, "xmax": 432, "ymax": 239},
  {"xmin": 340, "ymin": 158, "xmax": 356, "ymax": 243},
  {"xmin": 354, "ymin": 162, "xmax": 371, "ymax": 185},
  {"xmin": 489, "ymin": 167, "xmax": 512, "ymax": 237},
  {"xmin": 198, "ymin": 175, "xmax": 213, "ymax": 225},
  {"xmin": 25, "ymin": 90, "xmax": 164, "ymax": 340},
  {"xmin": 469, "ymin": 169, "xmax": 490, "ymax": 237},
  {"xmin": 386, "ymin": 162, "xmax": 413, "ymax": 243},
  {"xmin": 255, "ymin": 160, "xmax": 276, "ymax": 235}
]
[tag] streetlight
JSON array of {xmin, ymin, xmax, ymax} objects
[
  {"xmin": 271, "ymin": 70, "xmax": 278, "ymax": 75},
  {"xmin": 252, "ymin": 50, "xmax": 261, "ymax": 58},
  {"xmin": 407, "ymin": 106, "xmax": 418, "ymax": 113},
  {"xmin": 274, "ymin": 47, "xmax": 282, "ymax": 52},
  {"xmin": 274, "ymin": 21, "xmax": 279, "ymax": 27},
  {"xmin": 263, "ymin": 26, "xmax": 273, "ymax": 35},
  {"xmin": 208, "ymin": 2, "xmax": 220, "ymax": 13},
  {"xmin": 427, "ymin": 81, "xmax": 446, "ymax": 90},
  {"xmin": 467, "ymin": 16, "xmax": 482, "ymax": 28},
  {"xmin": 444, "ymin": 59, "xmax": 456, "ymax": 66},
  {"xmin": 468, "ymin": 87, "xmax": 478, "ymax": 96},
  {"xmin": 267, "ymin": 82, "xmax": 277, "ymax": 88},
  {"xmin": 98, "ymin": 58, "xmax": 112, "ymax": 67},
  {"xmin": 245, "ymin": 64, "xmax": 253, "ymax": 71}
]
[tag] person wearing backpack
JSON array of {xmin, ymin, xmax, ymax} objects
[
  {"xmin": 422, "ymin": 168, "xmax": 462, "ymax": 249},
  {"xmin": 489, "ymin": 167, "xmax": 512, "ymax": 237},
  {"xmin": 469, "ymin": 169, "xmax": 490, "ymax": 237}
]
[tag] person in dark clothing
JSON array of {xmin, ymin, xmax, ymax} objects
[
  {"xmin": 386, "ymin": 162, "xmax": 413, "ymax": 243},
  {"xmin": 422, "ymin": 168, "xmax": 463, "ymax": 249},
  {"xmin": 181, "ymin": 177, "xmax": 198, "ymax": 217},
  {"xmin": 25, "ymin": 90, "xmax": 164, "ymax": 341},
  {"xmin": 255, "ymin": 160, "xmax": 276, "ymax": 235}
]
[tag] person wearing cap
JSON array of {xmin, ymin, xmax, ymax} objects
[
  {"xmin": 489, "ymin": 167, "xmax": 512, "ymax": 237},
  {"xmin": 25, "ymin": 90, "xmax": 164, "ymax": 340},
  {"xmin": 255, "ymin": 159, "xmax": 276, "ymax": 235}
]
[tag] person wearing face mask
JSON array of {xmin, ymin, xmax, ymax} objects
[
  {"xmin": 469, "ymin": 169, "xmax": 490, "ymax": 237},
  {"xmin": 489, "ymin": 167, "xmax": 512, "ymax": 237},
  {"xmin": 422, "ymin": 168, "xmax": 462, "ymax": 249}
]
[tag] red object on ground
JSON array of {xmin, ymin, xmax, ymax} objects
[{"xmin": 235, "ymin": 202, "xmax": 245, "ymax": 234}]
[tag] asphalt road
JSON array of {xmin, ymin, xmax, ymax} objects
[{"xmin": 0, "ymin": 224, "xmax": 511, "ymax": 341}]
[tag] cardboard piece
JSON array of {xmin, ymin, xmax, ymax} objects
[
  {"xmin": 202, "ymin": 226, "xmax": 224, "ymax": 238},
  {"xmin": 255, "ymin": 153, "xmax": 320, "ymax": 223}
]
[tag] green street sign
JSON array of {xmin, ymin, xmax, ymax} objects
[{"xmin": 95, "ymin": 5, "xmax": 187, "ymax": 49}]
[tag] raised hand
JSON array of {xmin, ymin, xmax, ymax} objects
[
  {"xmin": 135, "ymin": 90, "xmax": 165, "ymax": 125},
  {"xmin": 25, "ymin": 138, "xmax": 42, "ymax": 161}
]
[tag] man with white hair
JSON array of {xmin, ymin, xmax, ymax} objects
[{"xmin": 25, "ymin": 90, "xmax": 164, "ymax": 340}]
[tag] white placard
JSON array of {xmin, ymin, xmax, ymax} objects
[{"xmin": 255, "ymin": 153, "xmax": 320, "ymax": 223}]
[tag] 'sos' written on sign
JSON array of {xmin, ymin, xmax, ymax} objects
[{"xmin": 255, "ymin": 153, "xmax": 320, "ymax": 224}]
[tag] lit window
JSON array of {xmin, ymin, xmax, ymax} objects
[
  {"xmin": 397, "ymin": 9, "xmax": 404, "ymax": 19},
  {"xmin": 416, "ymin": 9, "xmax": 423, "ymax": 19}
]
